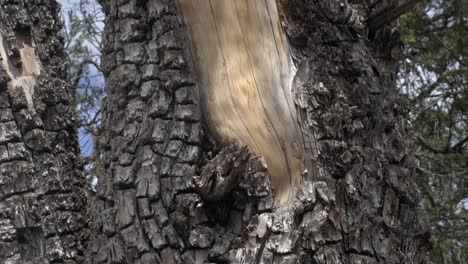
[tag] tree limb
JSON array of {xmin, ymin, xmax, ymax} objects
[
  {"xmin": 416, "ymin": 133, "xmax": 468, "ymax": 154},
  {"xmin": 368, "ymin": 0, "xmax": 425, "ymax": 32}
]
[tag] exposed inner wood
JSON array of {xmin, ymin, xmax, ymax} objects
[
  {"xmin": 0, "ymin": 31, "xmax": 42, "ymax": 108},
  {"xmin": 179, "ymin": 0, "xmax": 304, "ymax": 204}
]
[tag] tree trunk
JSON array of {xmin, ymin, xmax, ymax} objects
[
  {"xmin": 83, "ymin": 0, "xmax": 432, "ymax": 263},
  {"xmin": 84, "ymin": 0, "xmax": 432, "ymax": 263},
  {"xmin": 0, "ymin": 0, "xmax": 432, "ymax": 263},
  {"xmin": 0, "ymin": 0, "xmax": 89, "ymax": 263}
]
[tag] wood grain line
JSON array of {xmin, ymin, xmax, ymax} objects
[{"xmin": 179, "ymin": 0, "xmax": 304, "ymax": 204}]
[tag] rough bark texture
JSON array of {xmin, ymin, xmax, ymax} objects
[
  {"xmin": 87, "ymin": 0, "xmax": 431, "ymax": 263},
  {"xmin": 0, "ymin": 0, "xmax": 89, "ymax": 263}
]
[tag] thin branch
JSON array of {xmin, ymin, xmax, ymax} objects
[
  {"xmin": 415, "ymin": 133, "xmax": 468, "ymax": 154},
  {"xmin": 80, "ymin": 107, "xmax": 102, "ymax": 128},
  {"xmin": 71, "ymin": 61, "xmax": 85, "ymax": 95},
  {"xmin": 416, "ymin": 133, "xmax": 446, "ymax": 153},
  {"xmin": 82, "ymin": 58, "xmax": 101, "ymax": 72},
  {"xmin": 452, "ymin": 136, "xmax": 468, "ymax": 151}
]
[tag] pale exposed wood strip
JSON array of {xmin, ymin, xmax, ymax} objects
[
  {"xmin": 234, "ymin": 0, "xmax": 295, "ymax": 198},
  {"xmin": 182, "ymin": 0, "xmax": 259, "ymax": 152},
  {"xmin": 179, "ymin": 0, "xmax": 304, "ymax": 204},
  {"xmin": 0, "ymin": 32, "xmax": 42, "ymax": 108}
]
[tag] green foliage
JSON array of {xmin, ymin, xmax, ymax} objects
[
  {"xmin": 61, "ymin": 0, "xmax": 104, "ymax": 183},
  {"xmin": 399, "ymin": 0, "xmax": 467, "ymax": 262}
]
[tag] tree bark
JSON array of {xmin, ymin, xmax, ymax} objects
[
  {"xmin": 85, "ymin": 0, "xmax": 430, "ymax": 263},
  {"xmin": 0, "ymin": 0, "xmax": 89, "ymax": 263}
]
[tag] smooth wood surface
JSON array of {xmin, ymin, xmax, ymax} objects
[{"xmin": 179, "ymin": 0, "xmax": 304, "ymax": 204}]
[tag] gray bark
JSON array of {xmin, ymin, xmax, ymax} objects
[{"xmin": 0, "ymin": 0, "xmax": 89, "ymax": 263}]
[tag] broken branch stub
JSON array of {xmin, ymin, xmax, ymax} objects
[
  {"xmin": 179, "ymin": 0, "xmax": 305, "ymax": 204},
  {"xmin": 195, "ymin": 144, "xmax": 251, "ymax": 202}
]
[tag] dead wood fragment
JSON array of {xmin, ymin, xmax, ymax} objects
[{"xmin": 195, "ymin": 144, "xmax": 251, "ymax": 202}]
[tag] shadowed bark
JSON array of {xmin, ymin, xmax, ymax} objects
[{"xmin": 0, "ymin": 0, "xmax": 89, "ymax": 263}]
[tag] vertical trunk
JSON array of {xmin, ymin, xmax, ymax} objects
[
  {"xmin": 0, "ymin": 0, "xmax": 88, "ymax": 263},
  {"xmin": 87, "ymin": 0, "xmax": 431, "ymax": 263}
]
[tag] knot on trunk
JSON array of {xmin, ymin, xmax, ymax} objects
[{"xmin": 194, "ymin": 143, "xmax": 251, "ymax": 202}]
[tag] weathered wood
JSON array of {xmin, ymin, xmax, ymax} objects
[
  {"xmin": 179, "ymin": 0, "xmax": 305, "ymax": 204},
  {"xmin": 0, "ymin": 32, "xmax": 42, "ymax": 108}
]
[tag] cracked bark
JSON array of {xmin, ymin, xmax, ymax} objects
[{"xmin": 0, "ymin": 0, "xmax": 89, "ymax": 263}]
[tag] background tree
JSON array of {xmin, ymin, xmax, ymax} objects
[
  {"xmin": 399, "ymin": 0, "xmax": 467, "ymax": 262},
  {"xmin": 61, "ymin": 0, "xmax": 105, "ymax": 184},
  {"xmin": 0, "ymin": 0, "xmax": 88, "ymax": 262}
]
